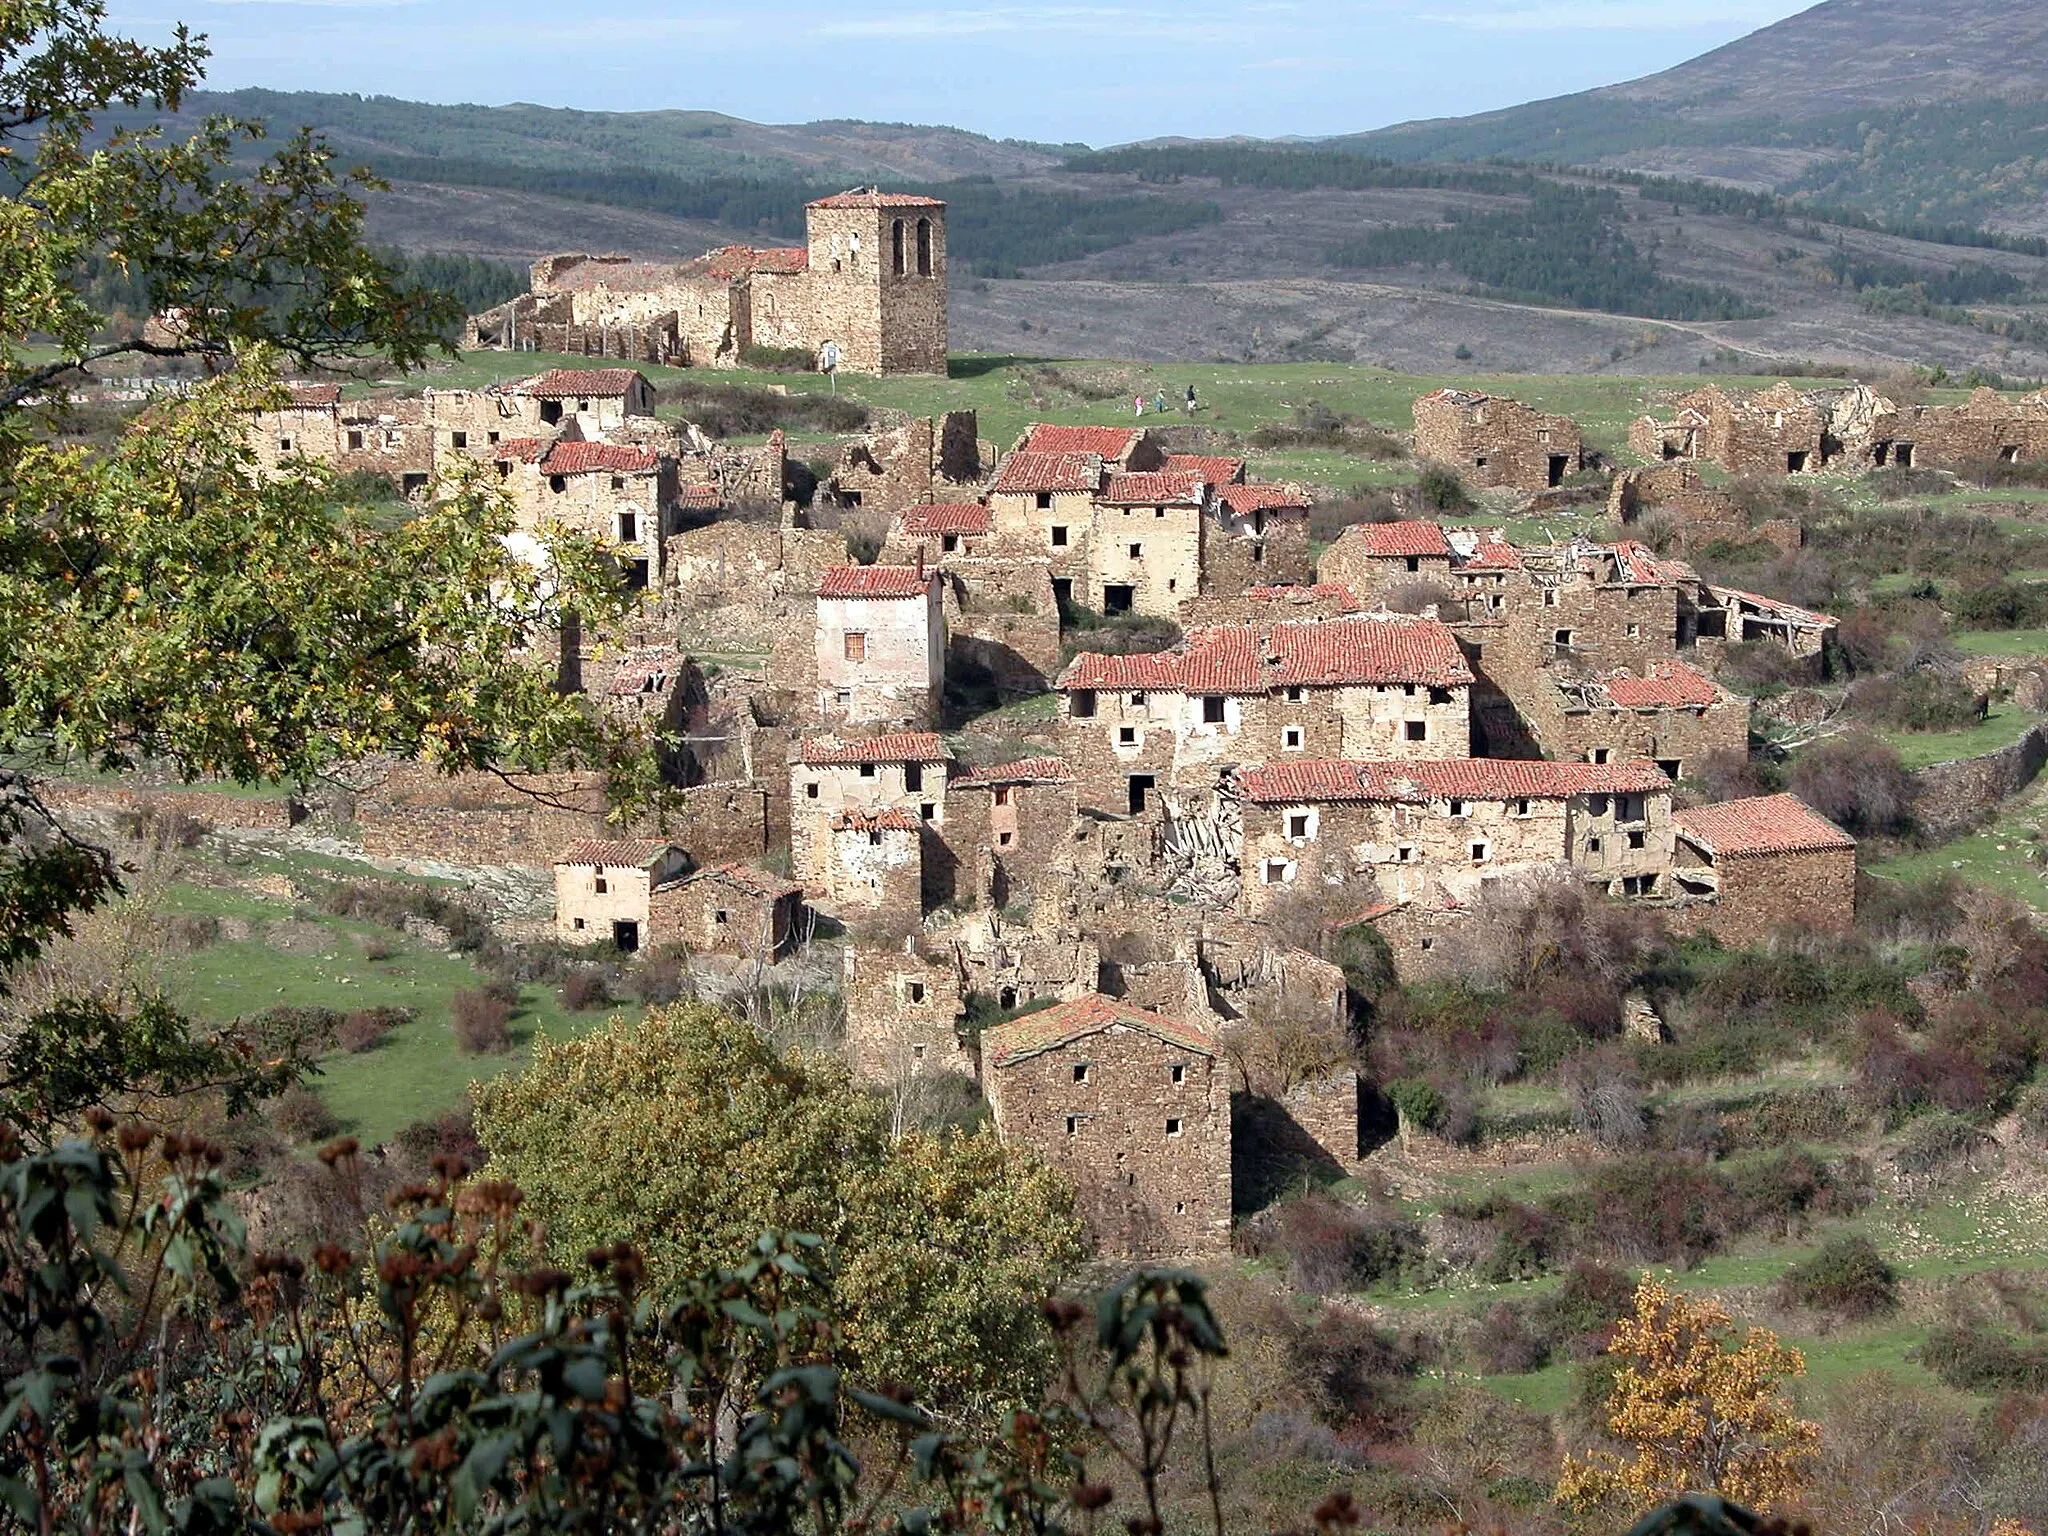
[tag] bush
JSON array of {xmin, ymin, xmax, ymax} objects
[
  {"xmin": 1847, "ymin": 670, "xmax": 1987, "ymax": 732},
  {"xmin": 628, "ymin": 948, "xmax": 691, "ymax": 1006},
  {"xmin": 1951, "ymin": 578, "xmax": 2048, "ymax": 631},
  {"xmin": 267, "ymin": 1086, "xmax": 340, "ymax": 1144},
  {"xmin": 162, "ymin": 913, "xmax": 219, "ymax": 952},
  {"xmin": 1788, "ymin": 735, "xmax": 1915, "ymax": 836},
  {"xmin": 450, "ymin": 986, "xmax": 513, "ymax": 1055},
  {"xmin": 1470, "ymin": 1301, "xmax": 1545, "ymax": 1374},
  {"xmin": 559, "ymin": 968, "xmax": 612, "ymax": 1012},
  {"xmin": 654, "ymin": 379, "xmax": 867, "ymax": 437},
  {"xmin": 1386, "ymin": 1076, "xmax": 1443, "ymax": 1133},
  {"xmin": 1895, "ymin": 1110, "xmax": 1988, "ymax": 1174},
  {"xmin": 1413, "ymin": 464, "xmax": 1471, "ymax": 513},
  {"xmin": 739, "ymin": 343, "xmax": 816, "ymax": 372},
  {"xmin": 1259, "ymin": 1192, "xmax": 1429, "ymax": 1293},
  {"xmin": 335, "ymin": 1005, "xmax": 411, "ymax": 1054},
  {"xmin": 1918, "ymin": 1322, "xmax": 2048, "ymax": 1393},
  {"xmin": 1776, "ymin": 1235, "xmax": 1900, "ymax": 1318},
  {"xmin": 1529, "ymin": 1260, "xmax": 1637, "ymax": 1358}
]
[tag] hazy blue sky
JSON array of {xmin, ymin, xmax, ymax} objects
[{"xmin": 107, "ymin": 0, "xmax": 1818, "ymax": 145}]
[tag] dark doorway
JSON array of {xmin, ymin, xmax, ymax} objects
[
  {"xmin": 1103, "ymin": 584, "xmax": 1135, "ymax": 615},
  {"xmin": 613, "ymin": 920, "xmax": 640, "ymax": 953},
  {"xmin": 1657, "ymin": 759, "xmax": 1682, "ymax": 781},
  {"xmin": 1547, "ymin": 454, "xmax": 1569, "ymax": 487},
  {"xmin": 2001, "ymin": 445, "xmax": 2021, "ymax": 464},
  {"xmin": 1896, "ymin": 443, "xmax": 1915, "ymax": 468},
  {"xmin": 626, "ymin": 559, "xmax": 650, "ymax": 591},
  {"xmin": 1786, "ymin": 450, "xmax": 1809, "ymax": 473},
  {"xmin": 540, "ymin": 400, "xmax": 563, "ymax": 425},
  {"xmin": 1127, "ymin": 774, "xmax": 1155, "ymax": 815}
]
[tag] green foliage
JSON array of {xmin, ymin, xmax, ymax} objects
[
  {"xmin": 655, "ymin": 377, "xmax": 869, "ymax": 436},
  {"xmin": 1386, "ymin": 1076, "xmax": 1444, "ymax": 1132},
  {"xmin": 1328, "ymin": 185, "xmax": 1764, "ymax": 321},
  {"xmin": 739, "ymin": 343, "xmax": 817, "ymax": 372},
  {"xmin": 1774, "ymin": 1235, "xmax": 1900, "ymax": 1319},
  {"xmin": 1063, "ymin": 143, "xmax": 1536, "ymax": 197},
  {"xmin": 1413, "ymin": 463, "xmax": 1473, "ymax": 512},
  {"xmin": 472, "ymin": 1005, "xmax": 1086, "ymax": 1416}
]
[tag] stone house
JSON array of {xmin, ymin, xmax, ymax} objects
[
  {"xmin": 1203, "ymin": 482, "xmax": 1314, "ymax": 592},
  {"xmin": 513, "ymin": 367, "xmax": 657, "ymax": 438},
  {"xmin": 1855, "ymin": 387, "xmax": 2048, "ymax": 471},
  {"xmin": 944, "ymin": 757, "xmax": 1079, "ymax": 911},
  {"xmin": 819, "ymin": 808, "xmax": 924, "ymax": 924},
  {"xmin": 1518, "ymin": 661, "xmax": 1750, "ymax": 781},
  {"xmin": 495, "ymin": 438, "xmax": 673, "ymax": 589},
  {"xmin": 1163, "ymin": 452, "xmax": 1247, "ymax": 485},
  {"xmin": 1179, "ymin": 581, "xmax": 1362, "ymax": 627},
  {"xmin": 824, "ymin": 412, "xmax": 982, "ymax": 519},
  {"xmin": 1015, "ymin": 422, "xmax": 1166, "ymax": 473},
  {"xmin": 1412, "ymin": 388, "xmax": 1585, "ymax": 490},
  {"xmin": 1696, "ymin": 583, "xmax": 1836, "ymax": 662},
  {"xmin": 985, "ymin": 449, "xmax": 1105, "ymax": 609},
  {"xmin": 1671, "ymin": 793, "xmax": 1856, "ymax": 946},
  {"xmin": 841, "ymin": 941, "xmax": 972, "ymax": 1085},
  {"xmin": 981, "ymin": 993, "xmax": 1231, "ymax": 1259},
  {"xmin": 1056, "ymin": 613, "xmax": 1474, "ymax": 815},
  {"xmin": 553, "ymin": 839, "xmax": 689, "ymax": 951},
  {"xmin": 652, "ymin": 863, "xmax": 804, "ymax": 960},
  {"xmin": 1629, "ymin": 383, "xmax": 1827, "ymax": 475},
  {"xmin": 813, "ymin": 563, "xmax": 945, "ymax": 726},
  {"xmin": 1316, "ymin": 521, "xmax": 1456, "ymax": 605},
  {"xmin": 790, "ymin": 732, "xmax": 949, "ymax": 887},
  {"xmin": 1088, "ymin": 470, "xmax": 1212, "ymax": 617},
  {"xmin": 1235, "ymin": 757, "xmax": 1676, "ymax": 915},
  {"xmin": 469, "ymin": 189, "xmax": 948, "ymax": 377},
  {"xmin": 886, "ymin": 501, "xmax": 996, "ymax": 561}
]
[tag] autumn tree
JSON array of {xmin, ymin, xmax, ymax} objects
[
  {"xmin": 1557, "ymin": 1279, "xmax": 1821, "ymax": 1516},
  {"xmin": 473, "ymin": 1004, "xmax": 1088, "ymax": 1418}
]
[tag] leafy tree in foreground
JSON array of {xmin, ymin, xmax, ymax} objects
[
  {"xmin": 474, "ymin": 1005, "xmax": 1088, "ymax": 1419},
  {"xmin": 1557, "ymin": 1279, "xmax": 1820, "ymax": 1515},
  {"xmin": 0, "ymin": 0, "xmax": 658, "ymax": 1131}
]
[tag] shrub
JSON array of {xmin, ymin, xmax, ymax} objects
[
  {"xmin": 1788, "ymin": 735, "xmax": 1914, "ymax": 836},
  {"xmin": 1261, "ymin": 1192, "xmax": 1429, "ymax": 1293},
  {"xmin": 559, "ymin": 968, "xmax": 612, "ymax": 1012},
  {"xmin": 1918, "ymin": 1322, "xmax": 2048, "ymax": 1393},
  {"xmin": 1470, "ymin": 1301, "xmax": 1545, "ymax": 1374},
  {"xmin": 1776, "ymin": 1235, "xmax": 1900, "ymax": 1318},
  {"xmin": 267, "ymin": 1086, "xmax": 340, "ymax": 1144},
  {"xmin": 1895, "ymin": 1110, "xmax": 1988, "ymax": 1174},
  {"xmin": 629, "ymin": 948, "xmax": 691, "ymax": 1006},
  {"xmin": 450, "ymin": 986, "xmax": 513, "ymax": 1055},
  {"xmin": 334, "ymin": 1005, "xmax": 410, "ymax": 1054},
  {"xmin": 162, "ymin": 913, "xmax": 219, "ymax": 952},
  {"xmin": 1386, "ymin": 1076, "xmax": 1443, "ymax": 1133},
  {"xmin": 1413, "ymin": 464, "xmax": 1471, "ymax": 513},
  {"xmin": 1847, "ymin": 670, "xmax": 1987, "ymax": 732},
  {"xmin": 1530, "ymin": 1260, "xmax": 1637, "ymax": 1358},
  {"xmin": 355, "ymin": 932, "xmax": 395, "ymax": 962},
  {"xmin": 654, "ymin": 379, "xmax": 867, "ymax": 436},
  {"xmin": 739, "ymin": 343, "xmax": 815, "ymax": 372},
  {"xmin": 1290, "ymin": 1305, "xmax": 1428, "ymax": 1434},
  {"xmin": 1952, "ymin": 578, "xmax": 2048, "ymax": 631}
]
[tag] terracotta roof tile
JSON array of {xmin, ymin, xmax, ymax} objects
[
  {"xmin": 1676, "ymin": 794, "xmax": 1855, "ymax": 857},
  {"xmin": 555, "ymin": 838, "xmax": 676, "ymax": 868},
  {"xmin": 897, "ymin": 502, "xmax": 993, "ymax": 536},
  {"xmin": 1023, "ymin": 423, "xmax": 1141, "ymax": 459},
  {"xmin": 1704, "ymin": 583, "xmax": 1838, "ymax": 628},
  {"xmin": 543, "ymin": 440, "xmax": 659, "ymax": 475},
  {"xmin": 678, "ymin": 482, "xmax": 722, "ymax": 511},
  {"xmin": 1342, "ymin": 520, "xmax": 1454, "ymax": 559},
  {"xmin": 691, "ymin": 862, "xmax": 802, "ymax": 899},
  {"xmin": 1219, "ymin": 482, "xmax": 1312, "ymax": 514},
  {"xmin": 807, "ymin": 189, "xmax": 946, "ymax": 209},
  {"xmin": 985, "ymin": 993, "xmax": 1215, "ymax": 1069},
  {"xmin": 1595, "ymin": 661, "xmax": 1722, "ymax": 710},
  {"xmin": 1239, "ymin": 757, "xmax": 1670, "ymax": 804},
  {"xmin": 817, "ymin": 564, "xmax": 931, "ymax": 599},
  {"xmin": 990, "ymin": 451, "xmax": 1101, "ymax": 495},
  {"xmin": 523, "ymin": 368, "xmax": 644, "ymax": 399},
  {"xmin": 954, "ymin": 757, "xmax": 1074, "ymax": 786},
  {"xmin": 1598, "ymin": 540, "xmax": 1685, "ymax": 587},
  {"xmin": 1058, "ymin": 614, "xmax": 1469, "ymax": 694},
  {"xmin": 698, "ymin": 244, "xmax": 809, "ymax": 278},
  {"xmin": 284, "ymin": 383, "xmax": 341, "ymax": 408},
  {"xmin": 495, "ymin": 436, "xmax": 551, "ymax": 464},
  {"xmin": 1060, "ymin": 626, "xmax": 1264, "ymax": 694},
  {"xmin": 604, "ymin": 647, "xmax": 684, "ymax": 696},
  {"xmin": 829, "ymin": 808, "xmax": 921, "ymax": 832},
  {"xmin": 1242, "ymin": 582, "xmax": 1361, "ymax": 607},
  {"xmin": 800, "ymin": 733, "xmax": 946, "ymax": 765},
  {"xmin": 1449, "ymin": 529, "xmax": 1523, "ymax": 570},
  {"xmin": 1099, "ymin": 471, "xmax": 1206, "ymax": 505},
  {"xmin": 1163, "ymin": 453, "xmax": 1245, "ymax": 483}
]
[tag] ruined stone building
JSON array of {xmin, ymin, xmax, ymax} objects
[
  {"xmin": 651, "ymin": 863, "xmax": 805, "ymax": 960},
  {"xmin": 842, "ymin": 941, "xmax": 974, "ymax": 1084},
  {"xmin": 819, "ymin": 809, "xmax": 924, "ymax": 926},
  {"xmin": 1827, "ymin": 384, "xmax": 2048, "ymax": 472},
  {"xmin": 1055, "ymin": 612, "xmax": 1475, "ymax": 815},
  {"xmin": 822, "ymin": 412, "xmax": 983, "ymax": 519},
  {"xmin": 813, "ymin": 563, "xmax": 945, "ymax": 727},
  {"xmin": 552, "ymin": 839, "xmax": 690, "ymax": 951},
  {"xmin": 1317, "ymin": 520, "xmax": 1457, "ymax": 606},
  {"xmin": 982, "ymin": 994, "xmax": 1232, "ymax": 1258},
  {"xmin": 468, "ymin": 189, "xmax": 949, "ymax": 376},
  {"xmin": 494, "ymin": 437, "xmax": 674, "ymax": 589},
  {"xmin": 1671, "ymin": 793, "xmax": 1857, "ymax": 947},
  {"xmin": 1515, "ymin": 660, "xmax": 1749, "ymax": 782},
  {"xmin": 945, "ymin": 757, "xmax": 1080, "ymax": 911},
  {"xmin": 1412, "ymin": 388, "xmax": 1585, "ymax": 490},
  {"xmin": 1236, "ymin": 757, "xmax": 1677, "ymax": 917},
  {"xmin": 1629, "ymin": 382, "xmax": 1827, "ymax": 475},
  {"xmin": 883, "ymin": 503, "xmax": 1063, "ymax": 695}
]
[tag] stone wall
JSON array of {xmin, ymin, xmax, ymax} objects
[
  {"xmin": 842, "ymin": 943, "xmax": 971, "ymax": 1084},
  {"xmin": 986, "ymin": 1025, "xmax": 1231, "ymax": 1258},
  {"xmin": 1907, "ymin": 722, "xmax": 2048, "ymax": 841},
  {"xmin": 1200, "ymin": 507, "xmax": 1311, "ymax": 592},
  {"xmin": 1413, "ymin": 392, "xmax": 1583, "ymax": 490},
  {"xmin": 943, "ymin": 558, "xmax": 1062, "ymax": 694},
  {"xmin": 1666, "ymin": 846, "xmax": 1857, "ymax": 948},
  {"xmin": 824, "ymin": 413, "xmax": 981, "ymax": 520},
  {"xmin": 36, "ymin": 780, "xmax": 302, "ymax": 832},
  {"xmin": 945, "ymin": 778, "xmax": 1080, "ymax": 911}
]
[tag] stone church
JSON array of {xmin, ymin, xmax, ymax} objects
[{"xmin": 467, "ymin": 188, "xmax": 948, "ymax": 377}]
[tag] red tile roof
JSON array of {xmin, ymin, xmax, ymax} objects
[
  {"xmin": 1023, "ymin": 423, "xmax": 1141, "ymax": 459},
  {"xmin": 829, "ymin": 808, "xmax": 921, "ymax": 833},
  {"xmin": 543, "ymin": 440, "xmax": 659, "ymax": 475},
  {"xmin": 1704, "ymin": 584, "xmax": 1838, "ymax": 627},
  {"xmin": 1242, "ymin": 582, "xmax": 1361, "ymax": 608},
  {"xmin": 807, "ymin": 189, "xmax": 947, "ymax": 209},
  {"xmin": 1239, "ymin": 757, "xmax": 1670, "ymax": 805},
  {"xmin": 1451, "ymin": 530, "xmax": 1523, "ymax": 570},
  {"xmin": 691, "ymin": 862, "xmax": 802, "ymax": 899},
  {"xmin": 800, "ymin": 733, "xmax": 946, "ymax": 765},
  {"xmin": 990, "ymin": 451, "xmax": 1101, "ymax": 495},
  {"xmin": 1598, "ymin": 540, "xmax": 1685, "ymax": 587},
  {"xmin": 954, "ymin": 757, "xmax": 1074, "ymax": 786},
  {"xmin": 1268, "ymin": 615, "xmax": 1474, "ymax": 689},
  {"xmin": 699, "ymin": 245, "xmax": 809, "ymax": 278},
  {"xmin": 604, "ymin": 647, "xmax": 684, "ymax": 696},
  {"xmin": 1676, "ymin": 794, "xmax": 1854, "ymax": 857},
  {"xmin": 1219, "ymin": 483, "xmax": 1312, "ymax": 515},
  {"xmin": 1099, "ymin": 471, "xmax": 1206, "ymax": 505},
  {"xmin": 817, "ymin": 564, "xmax": 931, "ymax": 599},
  {"xmin": 285, "ymin": 383, "xmax": 341, "ymax": 408},
  {"xmin": 555, "ymin": 838, "xmax": 677, "ymax": 868},
  {"xmin": 1163, "ymin": 453, "xmax": 1245, "ymax": 484},
  {"xmin": 897, "ymin": 502, "xmax": 993, "ymax": 536},
  {"xmin": 1595, "ymin": 661, "xmax": 1721, "ymax": 710},
  {"xmin": 678, "ymin": 483, "xmax": 722, "ymax": 511},
  {"xmin": 985, "ymin": 993, "xmax": 1215, "ymax": 1069},
  {"xmin": 1059, "ymin": 614, "xmax": 1470, "ymax": 693},
  {"xmin": 1343, "ymin": 520, "xmax": 1454, "ymax": 559},
  {"xmin": 523, "ymin": 368, "xmax": 644, "ymax": 400},
  {"xmin": 495, "ymin": 436, "xmax": 551, "ymax": 464}
]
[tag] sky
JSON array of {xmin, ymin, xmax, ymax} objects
[{"xmin": 104, "ymin": 0, "xmax": 1821, "ymax": 145}]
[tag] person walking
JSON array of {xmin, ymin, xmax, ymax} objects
[
  {"xmin": 1134, "ymin": 392, "xmax": 1145, "ymax": 418},
  {"xmin": 1153, "ymin": 389, "xmax": 1168, "ymax": 415},
  {"xmin": 1185, "ymin": 383, "xmax": 1199, "ymax": 415}
]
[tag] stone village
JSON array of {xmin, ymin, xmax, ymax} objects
[{"xmin": 231, "ymin": 188, "xmax": 2048, "ymax": 1263}]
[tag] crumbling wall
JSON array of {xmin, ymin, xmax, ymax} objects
[
  {"xmin": 1907, "ymin": 722, "xmax": 2048, "ymax": 841},
  {"xmin": 1413, "ymin": 392, "xmax": 1584, "ymax": 490},
  {"xmin": 1666, "ymin": 846, "xmax": 1856, "ymax": 948},
  {"xmin": 36, "ymin": 781, "xmax": 302, "ymax": 832},
  {"xmin": 841, "ymin": 943, "xmax": 970, "ymax": 1084}
]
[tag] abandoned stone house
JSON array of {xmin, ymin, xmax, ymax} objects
[
  {"xmin": 1670, "ymin": 793, "xmax": 1857, "ymax": 947},
  {"xmin": 812, "ymin": 562, "xmax": 945, "ymax": 726},
  {"xmin": 654, "ymin": 862, "xmax": 805, "ymax": 960},
  {"xmin": 468, "ymin": 189, "xmax": 949, "ymax": 376},
  {"xmin": 944, "ymin": 757, "xmax": 1079, "ymax": 910},
  {"xmin": 819, "ymin": 809, "xmax": 924, "ymax": 923},
  {"xmin": 552, "ymin": 838, "xmax": 690, "ymax": 951},
  {"xmin": 981, "ymin": 994, "xmax": 1233, "ymax": 1258},
  {"xmin": 1838, "ymin": 385, "xmax": 2048, "ymax": 472},
  {"xmin": 841, "ymin": 941, "xmax": 975, "ymax": 1084},
  {"xmin": 1235, "ymin": 757, "xmax": 1677, "ymax": 916},
  {"xmin": 789, "ymin": 732, "xmax": 949, "ymax": 889},
  {"xmin": 1412, "ymin": 388, "xmax": 1585, "ymax": 490},
  {"xmin": 882, "ymin": 503, "xmax": 1063, "ymax": 695},
  {"xmin": 1317, "ymin": 520, "xmax": 1456, "ymax": 606},
  {"xmin": 1056, "ymin": 613, "xmax": 1476, "ymax": 814},
  {"xmin": 1629, "ymin": 383, "xmax": 1827, "ymax": 475},
  {"xmin": 1015, "ymin": 422, "xmax": 1167, "ymax": 473},
  {"xmin": 1178, "ymin": 580, "xmax": 1363, "ymax": 627},
  {"xmin": 822, "ymin": 412, "xmax": 983, "ymax": 519},
  {"xmin": 494, "ymin": 438, "xmax": 674, "ymax": 589},
  {"xmin": 1513, "ymin": 660, "xmax": 1749, "ymax": 782}
]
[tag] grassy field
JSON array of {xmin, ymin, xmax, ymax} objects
[{"xmin": 1875, "ymin": 704, "xmax": 2043, "ymax": 769}]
